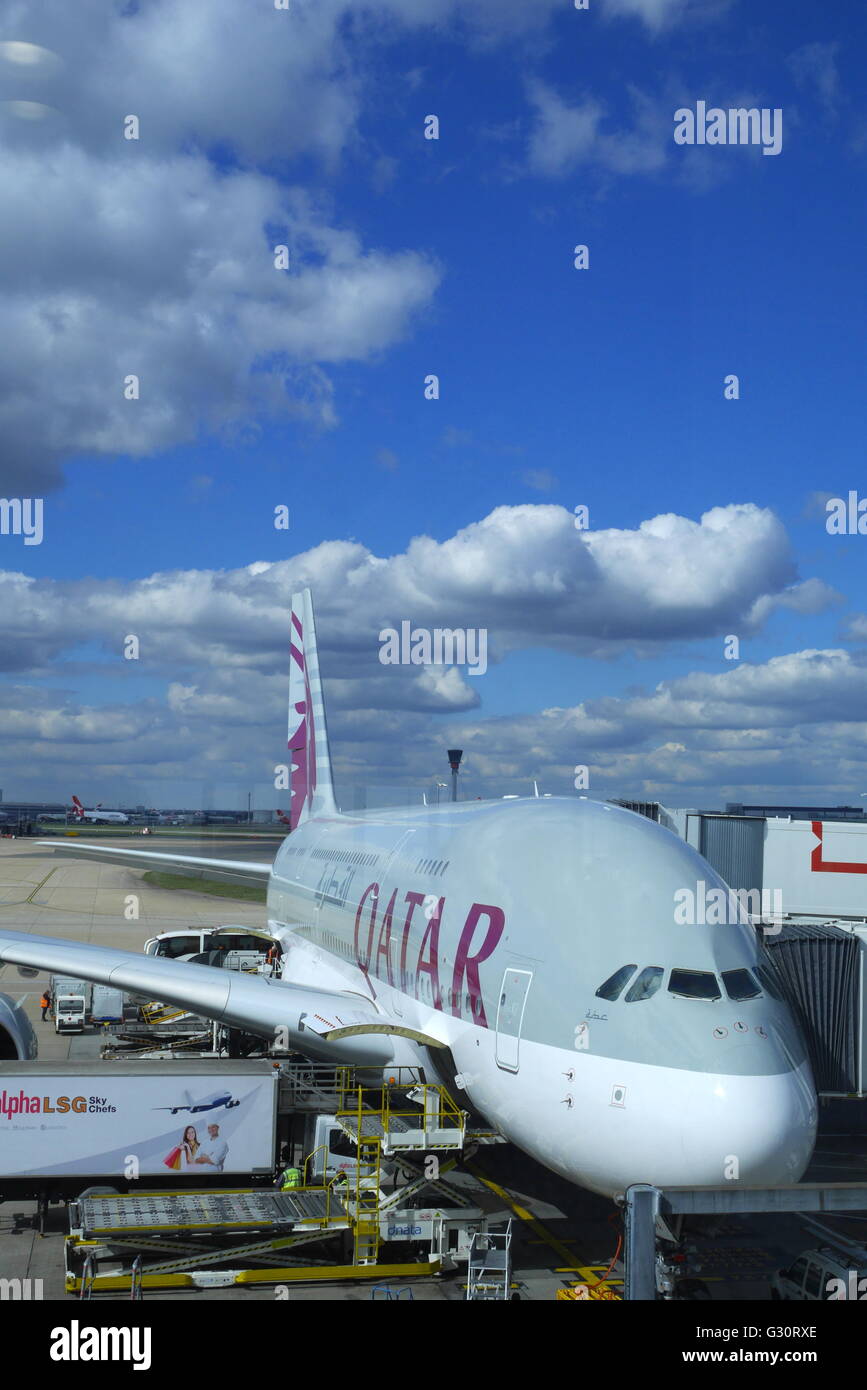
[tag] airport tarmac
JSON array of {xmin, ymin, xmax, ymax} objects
[
  {"xmin": 0, "ymin": 837, "xmax": 269, "ymax": 1059},
  {"xmin": 2, "ymin": 837, "xmax": 867, "ymax": 1301}
]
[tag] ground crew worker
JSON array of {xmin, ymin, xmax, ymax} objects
[
  {"xmin": 280, "ymin": 1165, "xmax": 302, "ymax": 1190},
  {"xmin": 40, "ymin": 991, "xmax": 51, "ymax": 1021}
]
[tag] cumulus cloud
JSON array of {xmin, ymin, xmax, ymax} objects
[
  {"xmin": 841, "ymin": 614, "xmax": 867, "ymax": 642},
  {"xmin": 1, "ymin": 0, "xmax": 530, "ymax": 491},
  {"xmin": 0, "ymin": 140, "xmax": 439, "ymax": 491},
  {"xmin": 0, "ymin": 0, "xmax": 741, "ymax": 490},
  {"xmin": 437, "ymin": 649, "xmax": 867, "ymax": 803},
  {"xmin": 526, "ymin": 80, "xmax": 669, "ymax": 179},
  {"xmin": 0, "ymin": 502, "xmax": 836, "ymax": 677},
  {"xmin": 0, "ymin": 500, "xmax": 847, "ymax": 803}
]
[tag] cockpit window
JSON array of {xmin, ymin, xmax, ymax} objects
[
  {"xmin": 722, "ymin": 968, "xmax": 762, "ymax": 1001},
  {"xmin": 624, "ymin": 966, "xmax": 664, "ymax": 1003},
  {"xmin": 596, "ymin": 965, "xmax": 638, "ymax": 1001},
  {"xmin": 668, "ymin": 969, "xmax": 721, "ymax": 1001}
]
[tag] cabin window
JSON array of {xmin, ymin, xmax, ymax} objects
[
  {"xmin": 156, "ymin": 934, "xmax": 200, "ymax": 959},
  {"xmin": 803, "ymin": 1263, "xmax": 823, "ymax": 1299},
  {"xmin": 595, "ymin": 965, "xmax": 638, "ymax": 1001},
  {"xmin": 668, "ymin": 969, "xmax": 721, "ymax": 1001},
  {"xmin": 624, "ymin": 966, "xmax": 664, "ymax": 1002},
  {"xmin": 785, "ymin": 1257, "xmax": 809, "ymax": 1288},
  {"xmin": 721, "ymin": 968, "xmax": 762, "ymax": 1001},
  {"xmin": 209, "ymin": 933, "xmax": 265, "ymax": 954}
]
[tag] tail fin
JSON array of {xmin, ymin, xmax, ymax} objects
[
  {"xmin": 71, "ymin": 796, "xmax": 84, "ymax": 820},
  {"xmin": 288, "ymin": 589, "xmax": 338, "ymax": 828}
]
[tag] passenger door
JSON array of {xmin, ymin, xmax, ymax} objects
[{"xmin": 495, "ymin": 968, "xmax": 533, "ymax": 1073}]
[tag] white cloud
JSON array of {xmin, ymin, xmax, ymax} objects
[
  {"xmin": 0, "ymin": 142, "xmax": 439, "ymax": 490},
  {"xmin": 602, "ymin": 0, "xmax": 732, "ymax": 31},
  {"xmin": 0, "ymin": 501, "xmax": 835, "ymax": 675},
  {"xmin": 0, "ymin": 0, "xmax": 739, "ymax": 488},
  {"xmin": 0, "ymin": 500, "xmax": 846, "ymax": 803},
  {"xmin": 526, "ymin": 79, "xmax": 669, "ymax": 179},
  {"xmin": 436, "ymin": 649, "xmax": 867, "ymax": 802}
]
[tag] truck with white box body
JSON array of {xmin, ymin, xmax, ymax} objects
[
  {"xmin": 50, "ymin": 975, "xmax": 92, "ymax": 1033},
  {"xmin": 0, "ymin": 1059, "xmax": 280, "ymax": 1200}
]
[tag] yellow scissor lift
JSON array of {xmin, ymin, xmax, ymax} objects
[
  {"xmin": 65, "ymin": 1073, "xmax": 468, "ymax": 1295},
  {"xmin": 333, "ymin": 1069, "xmax": 468, "ymax": 1267}
]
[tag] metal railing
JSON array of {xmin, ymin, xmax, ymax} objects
[{"xmin": 336, "ymin": 1075, "xmax": 465, "ymax": 1144}]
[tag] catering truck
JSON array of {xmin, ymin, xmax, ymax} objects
[
  {"xmin": 0, "ymin": 1059, "xmax": 280, "ymax": 1201},
  {"xmin": 50, "ymin": 975, "xmax": 92, "ymax": 1034},
  {"xmin": 49, "ymin": 977, "xmax": 126, "ymax": 1031}
]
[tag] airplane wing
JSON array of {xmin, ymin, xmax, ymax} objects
[
  {"xmin": 0, "ymin": 931, "xmax": 445, "ymax": 1065},
  {"xmin": 35, "ymin": 840, "xmax": 270, "ymax": 889}
]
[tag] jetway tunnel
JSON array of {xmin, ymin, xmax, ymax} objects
[{"xmin": 763, "ymin": 924, "xmax": 867, "ymax": 1098}]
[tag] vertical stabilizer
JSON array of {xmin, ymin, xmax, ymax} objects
[{"xmin": 288, "ymin": 590, "xmax": 338, "ymax": 827}]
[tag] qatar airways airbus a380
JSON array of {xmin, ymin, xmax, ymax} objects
[{"xmin": 0, "ymin": 590, "xmax": 816, "ymax": 1198}]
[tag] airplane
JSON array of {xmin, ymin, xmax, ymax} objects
[
  {"xmin": 71, "ymin": 796, "xmax": 129, "ymax": 825},
  {"xmin": 0, "ymin": 590, "xmax": 817, "ymax": 1200},
  {"xmin": 276, "ymin": 810, "xmax": 291, "ymax": 827},
  {"xmin": 154, "ymin": 1090, "xmax": 241, "ymax": 1115}
]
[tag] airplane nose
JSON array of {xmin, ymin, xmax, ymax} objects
[{"xmin": 681, "ymin": 1051, "xmax": 817, "ymax": 1186}]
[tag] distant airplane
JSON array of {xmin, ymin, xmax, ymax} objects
[
  {"xmin": 276, "ymin": 810, "xmax": 291, "ymax": 826},
  {"xmin": 71, "ymin": 796, "xmax": 129, "ymax": 824},
  {"xmin": 154, "ymin": 1090, "xmax": 241, "ymax": 1115},
  {"xmin": 0, "ymin": 591, "xmax": 818, "ymax": 1200}
]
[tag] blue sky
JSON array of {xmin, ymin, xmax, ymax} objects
[{"xmin": 1, "ymin": 0, "xmax": 866, "ymax": 810}]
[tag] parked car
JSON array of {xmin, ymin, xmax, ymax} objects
[{"xmin": 771, "ymin": 1247, "xmax": 867, "ymax": 1301}]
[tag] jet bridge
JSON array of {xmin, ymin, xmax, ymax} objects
[{"xmin": 762, "ymin": 921, "xmax": 867, "ymax": 1096}]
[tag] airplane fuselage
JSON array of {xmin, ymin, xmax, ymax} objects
[{"xmin": 267, "ymin": 796, "xmax": 817, "ymax": 1198}]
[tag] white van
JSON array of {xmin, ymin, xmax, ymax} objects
[{"xmin": 771, "ymin": 1248, "xmax": 867, "ymax": 1301}]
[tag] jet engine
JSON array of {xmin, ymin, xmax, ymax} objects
[{"xmin": 0, "ymin": 993, "xmax": 38, "ymax": 1060}]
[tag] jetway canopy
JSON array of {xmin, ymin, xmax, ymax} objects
[{"xmin": 764, "ymin": 924, "xmax": 865, "ymax": 1096}]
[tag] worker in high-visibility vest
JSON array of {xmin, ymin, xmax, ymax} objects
[
  {"xmin": 280, "ymin": 1166, "xmax": 302, "ymax": 1190},
  {"xmin": 40, "ymin": 991, "xmax": 51, "ymax": 1021}
]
